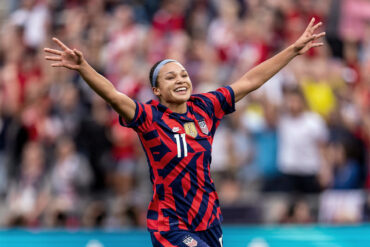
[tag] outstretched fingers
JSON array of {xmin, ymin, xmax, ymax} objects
[
  {"xmin": 44, "ymin": 47, "xmax": 62, "ymax": 64},
  {"xmin": 52, "ymin": 37, "xmax": 70, "ymax": 51},
  {"xmin": 50, "ymin": 62, "xmax": 78, "ymax": 70},
  {"xmin": 315, "ymin": 31, "xmax": 326, "ymax": 39},
  {"xmin": 312, "ymin": 31, "xmax": 326, "ymax": 41},
  {"xmin": 305, "ymin": 31, "xmax": 326, "ymax": 43},
  {"xmin": 51, "ymin": 62, "xmax": 64, "ymax": 67},
  {"xmin": 304, "ymin": 18, "xmax": 323, "ymax": 36},
  {"xmin": 295, "ymin": 19, "xmax": 325, "ymax": 54},
  {"xmin": 305, "ymin": 18, "xmax": 316, "ymax": 32},
  {"xmin": 45, "ymin": 56, "xmax": 62, "ymax": 61},
  {"xmin": 312, "ymin": 22, "xmax": 322, "ymax": 32},
  {"xmin": 311, "ymin": 42, "xmax": 324, "ymax": 48},
  {"xmin": 44, "ymin": 47, "xmax": 62, "ymax": 55}
]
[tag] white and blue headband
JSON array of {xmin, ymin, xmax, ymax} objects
[{"xmin": 151, "ymin": 59, "xmax": 177, "ymax": 87}]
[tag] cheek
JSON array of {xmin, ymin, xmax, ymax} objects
[{"xmin": 160, "ymin": 87, "xmax": 174, "ymax": 98}]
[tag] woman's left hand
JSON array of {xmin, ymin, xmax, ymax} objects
[{"xmin": 293, "ymin": 18, "xmax": 326, "ymax": 55}]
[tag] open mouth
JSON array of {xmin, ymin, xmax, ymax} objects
[{"xmin": 174, "ymin": 87, "xmax": 187, "ymax": 93}]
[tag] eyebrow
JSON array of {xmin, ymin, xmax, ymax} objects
[{"xmin": 165, "ymin": 69, "xmax": 187, "ymax": 76}]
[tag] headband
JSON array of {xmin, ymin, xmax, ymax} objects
[{"xmin": 151, "ymin": 59, "xmax": 177, "ymax": 87}]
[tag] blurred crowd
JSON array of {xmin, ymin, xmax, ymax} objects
[{"xmin": 0, "ymin": 0, "xmax": 369, "ymax": 229}]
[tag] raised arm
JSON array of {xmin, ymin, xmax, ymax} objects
[
  {"xmin": 44, "ymin": 38, "xmax": 136, "ymax": 122},
  {"xmin": 231, "ymin": 18, "xmax": 325, "ymax": 102}
]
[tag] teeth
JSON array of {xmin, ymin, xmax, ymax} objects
[{"xmin": 175, "ymin": 87, "xmax": 187, "ymax": 92}]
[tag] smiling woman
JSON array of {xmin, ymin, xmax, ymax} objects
[
  {"xmin": 44, "ymin": 17, "xmax": 325, "ymax": 247},
  {"xmin": 150, "ymin": 59, "xmax": 193, "ymax": 113}
]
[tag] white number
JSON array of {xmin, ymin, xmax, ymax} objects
[
  {"xmin": 174, "ymin": 133, "xmax": 187, "ymax": 157},
  {"xmin": 219, "ymin": 236, "xmax": 223, "ymax": 247},
  {"xmin": 174, "ymin": 134, "xmax": 181, "ymax": 157}
]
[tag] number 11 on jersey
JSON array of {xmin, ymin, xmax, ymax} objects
[{"xmin": 174, "ymin": 133, "xmax": 187, "ymax": 157}]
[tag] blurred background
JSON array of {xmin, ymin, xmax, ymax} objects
[{"xmin": 0, "ymin": 0, "xmax": 369, "ymax": 246}]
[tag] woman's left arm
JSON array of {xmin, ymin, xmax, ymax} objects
[{"xmin": 231, "ymin": 18, "xmax": 325, "ymax": 102}]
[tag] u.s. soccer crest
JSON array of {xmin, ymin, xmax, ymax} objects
[
  {"xmin": 183, "ymin": 236, "xmax": 198, "ymax": 247},
  {"xmin": 184, "ymin": 122, "xmax": 198, "ymax": 138},
  {"xmin": 198, "ymin": 120, "xmax": 209, "ymax": 135}
]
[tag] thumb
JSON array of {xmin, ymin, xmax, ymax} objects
[
  {"xmin": 73, "ymin": 49, "xmax": 83, "ymax": 58},
  {"xmin": 73, "ymin": 49, "xmax": 83, "ymax": 64}
]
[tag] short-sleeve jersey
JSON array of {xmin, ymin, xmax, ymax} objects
[{"xmin": 119, "ymin": 86, "xmax": 235, "ymax": 232}]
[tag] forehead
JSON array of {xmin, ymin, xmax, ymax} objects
[{"xmin": 159, "ymin": 62, "xmax": 186, "ymax": 75}]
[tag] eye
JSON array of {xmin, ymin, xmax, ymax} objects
[
  {"xmin": 166, "ymin": 76, "xmax": 175, "ymax": 80},
  {"xmin": 182, "ymin": 74, "xmax": 188, "ymax": 78}
]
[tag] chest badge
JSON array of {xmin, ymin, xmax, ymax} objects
[
  {"xmin": 184, "ymin": 122, "xmax": 198, "ymax": 138},
  {"xmin": 172, "ymin": 126, "xmax": 180, "ymax": 133},
  {"xmin": 198, "ymin": 120, "xmax": 209, "ymax": 135},
  {"xmin": 183, "ymin": 236, "xmax": 198, "ymax": 247}
]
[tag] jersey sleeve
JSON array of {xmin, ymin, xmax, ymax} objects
[
  {"xmin": 194, "ymin": 86, "xmax": 236, "ymax": 120},
  {"xmin": 119, "ymin": 100, "xmax": 153, "ymax": 133}
]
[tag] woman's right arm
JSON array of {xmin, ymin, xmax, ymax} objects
[{"xmin": 44, "ymin": 38, "xmax": 136, "ymax": 122}]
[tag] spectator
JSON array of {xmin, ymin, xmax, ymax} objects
[
  {"xmin": 5, "ymin": 141, "xmax": 49, "ymax": 227},
  {"xmin": 48, "ymin": 136, "xmax": 92, "ymax": 216},
  {"xmin": 325, "ymin": 142, "xmax": 362, "ymax": 189},
  {"xmin": 275, "ymin": 86, "xmax": 328, "ymax": 193}
]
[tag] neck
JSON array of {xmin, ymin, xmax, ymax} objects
[
  {"xmin": 160, "ymin": 101, "xmax": 188, "ymax": 114},
  {"xmin": 290, "ymin": 109, "xmax": 304, "ymax": 117}
]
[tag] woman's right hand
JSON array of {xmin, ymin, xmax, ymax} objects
[
  {"xmin": 44, "ymin": 38, "xmax": 136, "ymax": 122},
  {"xmin": 44, "ymin": 37, "xmax": 85, "ymax": 71}
]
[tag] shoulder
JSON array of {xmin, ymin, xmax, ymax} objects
[
  {"xmin": 303, "ymin": 111, "xmax": 325, "ymax": 124},
  {"xmin": 139, "ymin": 99, "xmax": 160, "ymax": 113},
  {"xmin": 190, "ymin": 86, "xmax": 234, "ymax": 102}
]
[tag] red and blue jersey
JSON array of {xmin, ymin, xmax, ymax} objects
[{"xmin": 119, "ymin": 86, "xmax": 235, "ymax": 232}]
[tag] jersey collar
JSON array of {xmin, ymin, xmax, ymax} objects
[{"xmin": 147, "ymin": 99, "xmax": 193, "ymax": 121}]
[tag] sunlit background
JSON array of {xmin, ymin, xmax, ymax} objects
[{"xmin": 0, "ymin": 0, "xmax": 369, "ymax": 246}]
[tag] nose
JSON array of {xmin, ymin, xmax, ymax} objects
[{"xmin": 175, "ymin": 79, "xmax": 185, "ymax": 84}]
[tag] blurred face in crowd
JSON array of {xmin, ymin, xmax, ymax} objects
[
  {"xmin": 56, "ymin": 137, "xmax": 76, "ymax": 160},
  {"xmin": 285, "ymin": 91, "xmax": 305, "ymax": 116},
  {"xmin": 22, "ymin": 0, "xmax": 36, "ymax": 9},
  {"xmin": 153, "ymin": 62, "xmax": 193, "ymax": 106}
]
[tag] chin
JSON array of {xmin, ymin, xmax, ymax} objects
[
  {"xmin": 174, "ymin": 96, "xmax": 190, "ymax": 104},
  {"xmin": 172, "ymin": 94, "xmax": 191, "ymax": 104},
  {"xmin": 171, "ymin": 97, "xmax": 190, "ymax": 105}
]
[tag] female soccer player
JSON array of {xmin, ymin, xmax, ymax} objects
[{"xmin": 45, "ymin": 18, "xmax": 325, "ymax": 247}]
